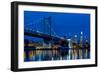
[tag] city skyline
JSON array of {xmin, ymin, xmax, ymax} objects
[
  {"xmin": 24, "ymin": 11, "xmax": 90, "ymax": 62},
  {"xmin": 24, "ymin": 11, "xmax": 90, "ymax": 42}
]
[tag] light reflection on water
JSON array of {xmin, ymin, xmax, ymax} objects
[{"xmin": 24, "ymin": 48, "xmax": 90, "ymax": 62}]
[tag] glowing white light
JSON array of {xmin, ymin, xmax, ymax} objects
[
  {"xmin": 81, "ymin": 32, "xmax": 83, "ymax": 35},
  {"xmin": 75, "ymin": 35, "xmax": 77, "ymax": 38}
]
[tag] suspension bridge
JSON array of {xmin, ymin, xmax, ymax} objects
[
  {"xmin": 24, "ymin": 16, "xmax": 90, "ymax": 61},
  {"xmin": 24, "ymin": 16, "xmax": 68, "ymax": 43}
]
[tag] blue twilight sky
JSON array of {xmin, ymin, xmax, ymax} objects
[{"xmin": 24, "ymin": 11, "xmax": 90, "ymax": 41}]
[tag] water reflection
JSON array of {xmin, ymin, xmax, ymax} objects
[{"xmin": 24, "ymin": 48, "xmax": 90, "ymax": 62}]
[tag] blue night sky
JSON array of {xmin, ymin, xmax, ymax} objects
[{"xmin": 24, "ymin": 11, "xmax": 90, "ymax": 41}]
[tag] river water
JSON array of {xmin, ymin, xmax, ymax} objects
[{"xmin": 24, "ymin": 48, "xmax": 90, "ymax": 62}]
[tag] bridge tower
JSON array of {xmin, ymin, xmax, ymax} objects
[
  {"xmin": 43, "ymin": 17, "xmax": 51, "ymax": 35},
  {"xmin": 42, "ymin": 17, "xmax": 52, "ymax": 48}
]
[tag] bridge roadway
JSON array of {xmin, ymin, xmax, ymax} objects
[{"xmin": 24, "ymin": 30, "xmax": 67, "ymax": 41}]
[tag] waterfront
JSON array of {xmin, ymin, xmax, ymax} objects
[
  {"xmin": 24, "ymin": 48, "xmax": 90, "ymax": 62},
  {"xmin": 24, "ymin": 31, "xmax": 90, "ymax": 62},
  {"xmin": 24, "ymin": 11, "xmax": 90, "ymax": 62}
]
